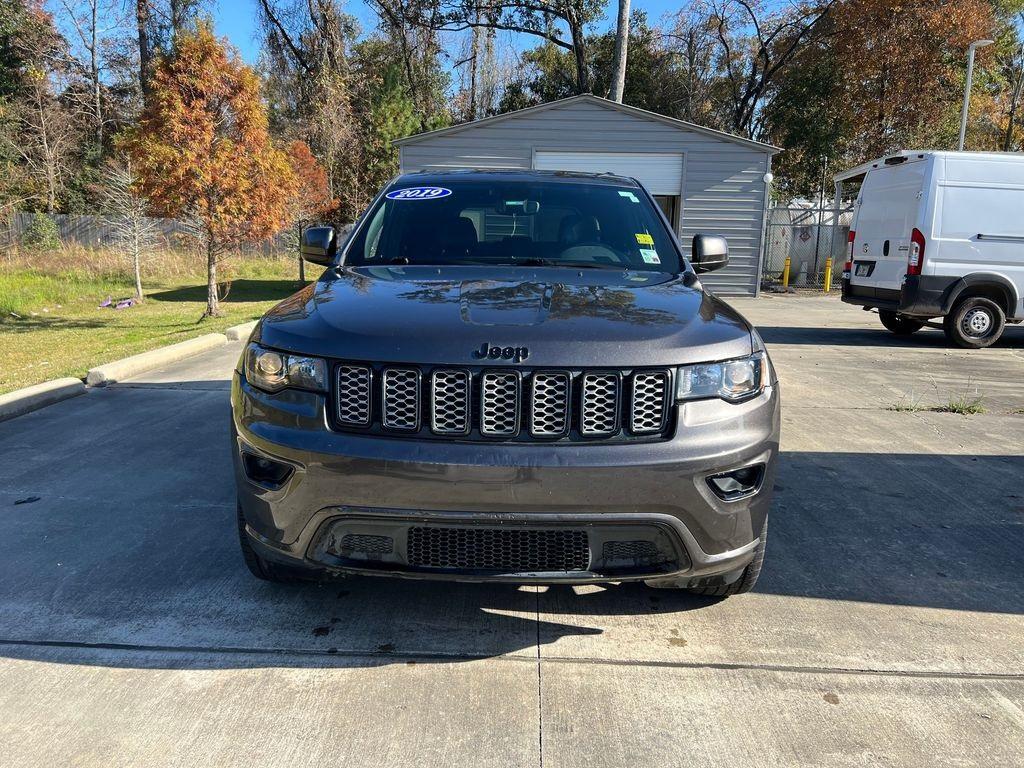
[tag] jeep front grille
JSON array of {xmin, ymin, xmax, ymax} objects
[
  {"xmin": 480, "ymin": 371, "xmax": 521, "ymax": 436},
  {"xmin": 332, "ymin": 364, "xmax": 672, "ymax": 442},
  {"xmin": 336, "ymin": 365, "xmax": 372, "ymax": 426},
  {"xmin": 382, "ymin": 368, "xmax": 420, "ymax": 430},
  {"xmin": 430, "ymin": 369, "xmax": 471, "ymax": 435},
  {"xmin": 580, "ymin": 373, "xmax": 620, "ymax": 436},
  {"xmin": 530, "ymin": 372, "xmax": 570, "ymax": 437},
  {"xmin": 630, "ymin": 371, "xmax": 669, "ymax": 433}
]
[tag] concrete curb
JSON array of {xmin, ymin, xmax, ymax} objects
[
  {"xmin": 0, "ymin": 378, "xmax": 87, "ymax": 422},
  {"xmin": 224, "ymin": 320, "xmax": 258, "ymax": 341},
  {"xmin": 86, "ymin": 333, "xmax": 228, "ymax": 387}
]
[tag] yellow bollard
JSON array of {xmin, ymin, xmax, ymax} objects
[
  {"xmin": 823, "ymin": 257, "xmax": 833, "ymax": 293},
  {"xmin": 782, "ymin": 256, "xmax": 791, "ymax": 289}
]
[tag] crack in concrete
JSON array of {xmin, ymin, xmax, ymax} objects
[
  {"xmin": 2, "ymin": 638, "xmax": 1022, "ymax": 682},
  {"xmin": 534, "ymin": 587, "xmax": 544, "ymax": 768}
]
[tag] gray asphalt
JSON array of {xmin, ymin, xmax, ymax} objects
[{"xmin": 1, "ymin": 294, "xmax": 1023, "ymax": 767}]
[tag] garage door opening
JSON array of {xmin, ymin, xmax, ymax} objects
[
  {"xmin": 534, "ymin": 151, "xmax": 684, "ymax": 231},
  {"xmin": 653, "ymin": 195, "xmax": 679, "ymax": 229}
]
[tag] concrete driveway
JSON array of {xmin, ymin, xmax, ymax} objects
[{"xmin": 1, "ymin": 295, "xmax": 1022, "ymax": 767}]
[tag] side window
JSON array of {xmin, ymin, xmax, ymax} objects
[
  {"xmin": 938, "ymin": 185, "xmax": 1024, "ymax": 239},
  {"xmin": 362, "ymin": 203, "xmax": 387, "ymax": 261}
]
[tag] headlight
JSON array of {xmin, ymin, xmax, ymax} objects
[
  {"xmin": 244, "ymin": 343, "xmax": 327, "ymax": 393},
  {"xmin": 676, "ymin": 352, "xmax": 765, "ymax": 403}
]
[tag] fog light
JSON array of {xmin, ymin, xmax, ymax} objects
[
  {"xmin": 707, "ymin": 464, "xmax": 764, "ymax": 501},
  {"xmin": 241, "ymin": 452, "xmax": 293, "ymax": 489}
]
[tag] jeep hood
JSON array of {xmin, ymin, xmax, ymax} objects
[{"xmin": 256, "ymin": 266, "xmax": 753, "ymax": 367}]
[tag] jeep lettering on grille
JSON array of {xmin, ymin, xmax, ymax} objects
[{"xmin": 471, "ymin": 342, "xmax": 530, "ymax": 363}]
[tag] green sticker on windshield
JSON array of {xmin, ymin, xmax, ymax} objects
[
  {"xmin": 639, "ymin": 248, "xmax": 661, "ymax": 265},
  {"xmin": 618, "ymin": 191, "xmax": 639, "ymax": 203}
]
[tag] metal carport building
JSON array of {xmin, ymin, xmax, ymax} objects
[{"xmin": 395, "ymin": 94, "xmax": 779, "ymax": 296}]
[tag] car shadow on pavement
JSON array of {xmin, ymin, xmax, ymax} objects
[
  {"xmin": 757, "ymin": 324, "xmax": 1024, "ymax": 347},
  {"xmin": 0, "ymin": 381, "xmax": 1022, "ymax": 670}
]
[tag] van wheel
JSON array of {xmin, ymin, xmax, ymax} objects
[
  {"xmin": 879, "ymin": 310, "xmax": 924, "ymax": 335},
  {"xmin": 943, "ymin": 297, "xmax": 1005, "ymax": 349}
]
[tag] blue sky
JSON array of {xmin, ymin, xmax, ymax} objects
[{"xmin": 213, "ymin": 0, "xmax": 682, "ymax": 64}]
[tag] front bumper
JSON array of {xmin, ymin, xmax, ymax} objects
[{"xmin": 232, "ymin": 373, "xmax": 780, "ymax": 583}]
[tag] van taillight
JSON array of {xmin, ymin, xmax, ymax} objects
[
  {"xmin": 844, "ymin": 230, "xmax": 855, "ymax": 271},
  {"xmin": 907, "ymin": 228, "xmax": 925, "ymax": 276}
]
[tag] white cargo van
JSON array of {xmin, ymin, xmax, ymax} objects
[{"xmin": 839, "ymin": 151, "xmax": 1024, "ymax": 347}]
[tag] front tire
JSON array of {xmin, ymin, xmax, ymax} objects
[
  {"xmin": 943, "ymin": 297, "xmax": 1005, "ymax": 349},
  {"xmin": 647, "ymin": 518, "xmax": 768, "ymax": 597},
  {"xmin": 878, "ymin": 309, "xmax": 924, "ymax": 335},
  {"xmin": 237, "ymin": 503, "xmax": 319, "ymax": 583}
]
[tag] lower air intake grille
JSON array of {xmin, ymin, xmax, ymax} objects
[
  {"xmin": 339, "ymin": 534, "xmax": 394, "ymax": 556},
  {"xmin": 602, "ymin": 540, "xmax": 662, "ymax": 562},
  {"xmin": 406, "ymin": 526, "xmax": 590, "ymax": 572}
]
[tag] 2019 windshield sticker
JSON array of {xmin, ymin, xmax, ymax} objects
[{"xmin": 385, "ymin": 186, "xmax": 452, "ymax": 201}]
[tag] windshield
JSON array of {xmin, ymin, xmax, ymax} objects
[{"xmin": 343, "ymin": 179, "xmax": 682, "ymax": 272}]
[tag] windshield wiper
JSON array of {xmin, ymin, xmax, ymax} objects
[{"xmin": 515, "ymin": 258, "xmax": 623, "ymax": 270}]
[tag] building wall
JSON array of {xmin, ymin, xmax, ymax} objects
[{"xmin": 399, "ymin": 99, "xmax": 771, "ymax": 296}]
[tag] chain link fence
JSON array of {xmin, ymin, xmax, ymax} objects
[
  {"xmin": 0, "ymin": 211, "xmax": 297, "ymax": 256},
  {"xmin": 762, "ymin": 204, "xmax": 854, "ymax": 291}
]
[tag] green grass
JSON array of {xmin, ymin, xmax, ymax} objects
[
  {"xmin": 931, "ymin": 393, "xmax": 987, "ymax": 416},
  {"xmin": 1, "ymin": 259, "xmax": 305, "ymax": 394},
  {"xmin": 886, "ymin": 394, "xmax": 925, "ymax": 412}
]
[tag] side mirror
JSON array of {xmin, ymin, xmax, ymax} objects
[
  {"xmin": 691, "ymin": 234, "xmax": 729, "ymax": 273},
  {"xmin": 301, "ymin": 226, "xmax": 337, "ymax": 266}
]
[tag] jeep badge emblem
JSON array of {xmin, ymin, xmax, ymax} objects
[{"xmin": 472, "ymin": 342, "xmax": 529, "ymax": 363}]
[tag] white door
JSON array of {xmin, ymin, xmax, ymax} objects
[
  {"xmin": 533, "ymin": 152, "xmax": 684, "ymax": 197},
  {"xmin": 850, "ymin": 161, "xmax": 926, "ymax": 291}
]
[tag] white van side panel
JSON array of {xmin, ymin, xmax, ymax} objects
[
  {"xmin": 929, "ymin": 156, "xmax": 1024, "ymax": 316},
  {"xmin": 850, "ymin": 159, "xmax": 928, "ymax": 290}
]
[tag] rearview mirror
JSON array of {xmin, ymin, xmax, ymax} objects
[
  {"xmin": 301, "ymin": 226, "xmax": 337, "ymax": 266},
  {"xmin": 498, "ymin": 199, "xmax": 540, "ymax": 215},
  {"xmin": 691, "ymin": 234, "xmax": 729, "ymax": 273}
]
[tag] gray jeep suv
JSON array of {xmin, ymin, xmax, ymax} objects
[{"xmin": 231, "ymin": 170, "xmax": 779, "ymax": 596}]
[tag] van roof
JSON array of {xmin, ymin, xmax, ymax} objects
[{"xmin": 834, "ymin": 150, "xmax": 1024, "ymax": 184}]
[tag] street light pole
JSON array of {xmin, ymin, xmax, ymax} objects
[{"xmin": 958, "ymin": 38, "xmax": 995, "ymax": 151}]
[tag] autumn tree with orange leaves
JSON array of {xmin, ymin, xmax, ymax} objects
[
  {"xmin": 285, "ymin": 140, "xmax": 336, "ymax": 225},
  {"xmin": 122, "ymin": 23, "xmax": 296, "ymax": 317},
  {"xmin": 832, "ymin": 0, "xmax": 994, "ymax": 158}
]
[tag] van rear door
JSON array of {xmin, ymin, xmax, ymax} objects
[{"xmin": 850, "ymin": 159, "xmax": 927, "ymax": 293}]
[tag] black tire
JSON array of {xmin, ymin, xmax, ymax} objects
[
  {"xmin": 646, "ymin": 518, "xmax": 768, "ymax": 596},
  {"xmin": 878, "ymin": 309, "xmax": 924, "ymax": 336},
  {"xmin": 237, "ymin": 503, "xmax": 316, "ymax": 583},
  {"xmin": 943, "ymin": 297, "xmax": 1005, "ymax": 349},
  {"xmin": 685, "ymin": 517, "xmax": 768, "ymax": 597}
]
